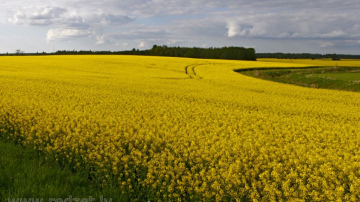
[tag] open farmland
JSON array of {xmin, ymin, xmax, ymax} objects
[{"xmin": 1, "ymin": 56, "xmax": 360, "ymax": 201}]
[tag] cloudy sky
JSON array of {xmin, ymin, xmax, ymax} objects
[{"xmin": 1, "ymin": 0, "xmax": 360, "ymax": 54}]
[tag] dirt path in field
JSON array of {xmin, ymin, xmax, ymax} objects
[{"xmin": 185, "ymin": 64, "xmax": 203, "ymax": 79}]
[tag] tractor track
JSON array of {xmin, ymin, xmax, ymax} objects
[{"xmin": 185, "ymin": 64, "xmax": 204, "ymax": 79}]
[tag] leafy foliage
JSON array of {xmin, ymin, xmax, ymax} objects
[{"xmin": 53, "ymin": 45, "xmax": 257, "ymax": 61}]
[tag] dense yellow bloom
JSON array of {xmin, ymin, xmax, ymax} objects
[{"xmin": 0, "ymin": 55, "xmax": 360, "ymax": 201}]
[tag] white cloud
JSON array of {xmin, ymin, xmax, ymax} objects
[
  {"xmin": 318, "ymin": 30, "xmax": 347, "ymax": 38},
  {"xmin": 2, "ymin": 0, "xmax": 360, "ymax": 53},
  {"xmin": 166, "ymin": 40, "xmax": 182, "ymax": 45},
  {"xmin": 95, "ymin": 36, "xmax": 105, "ymax": 45},
  {"xmin": 226, "ymin": 21, "xmax": 241, "ymax": 37},
  {"xmin": 320, "ymin": 42, "xmax": 334, "ymax": 48},
  {"xmin": 99, "ymin": 14, "xmax": 134, "ymax": 26},
  {"xmin": 47, "ymin": 28, "xmax": 93, "ymax": 41},
  {"xmin": 248, "ymin": 23, "xmax": 267, "ymax": 36},
  {"xmin": 8, "ymin": 11, "xmax": 26, "ymax": 25},
  {"xmin": 225, "ymin": 11, "xmax": 359, "ymax": 41},
  {"xmin": 8, "ymin": 7, "xmax": 67, "ymax": 26},
  {"xmin": 277, "ymin": 32, "xmax": 291, "ymax": 38},
  {"xmin": 226, "ymin": 20, "xmax": 267, "ymax": 38},
  {"xmin": 138, "ymin": 41, "xmax": 146, "ymax": 48}
]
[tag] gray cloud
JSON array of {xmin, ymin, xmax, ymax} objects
[
  {"xmin": 47, "ymin": 28, "xmax": 94, "ymax": 41},
  {"xmin": 99, "ymin": 14, "xmax": 135, "ymax": 26},
  {"xmin": 2, "ymin": 0, "xmax": 360, "ymax": 53},
  {"xmin": 225, "ymin": 11, "xmax": 360, "ymax": 41},
  {"xmin": 8, "ymin": 7, "xmax": 67, "ymax": 26}
]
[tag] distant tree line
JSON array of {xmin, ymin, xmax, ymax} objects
[
  {"xmin": 256, "ymin": 53, "xmax": 360, "ymax": 60},
  {"xmin": 5, "ymin": 47, "xmax": 360, "ymax": 61},
  {"xmin": 1, "ymin": 51, "xmax": 49, "ymax": 56},
  {"xmin": 147, "ymin": 45, "xmax": 256, "ymax": 60},
  {"xmin": 53, "ymin": 45, "xmax": 257, "ymax": 61}
]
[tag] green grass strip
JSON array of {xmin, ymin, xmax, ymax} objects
[
  {"xmin": 238, "ymin": 66, "xmax": 360, "ymax": 92},
  {"xmin": 0, "ymin": 137, "xmax": 128, "ymax": 202}
]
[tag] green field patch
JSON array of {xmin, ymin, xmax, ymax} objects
[
  {"xmin": 239, "ymin": 66, "xmax": 360, "ymax": 92},
  {"xmin": 311, "ymin": 72, "xmax": 360, "ymax": 81}
]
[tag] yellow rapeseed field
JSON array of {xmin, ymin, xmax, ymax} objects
[{"xmin": 1, "ymin": 55, "xmax": 360, "ymax": 201}]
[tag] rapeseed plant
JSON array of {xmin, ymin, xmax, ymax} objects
[{"xmin": 0, "ymin": 55, "xmax": 359, "ymax": 201}]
